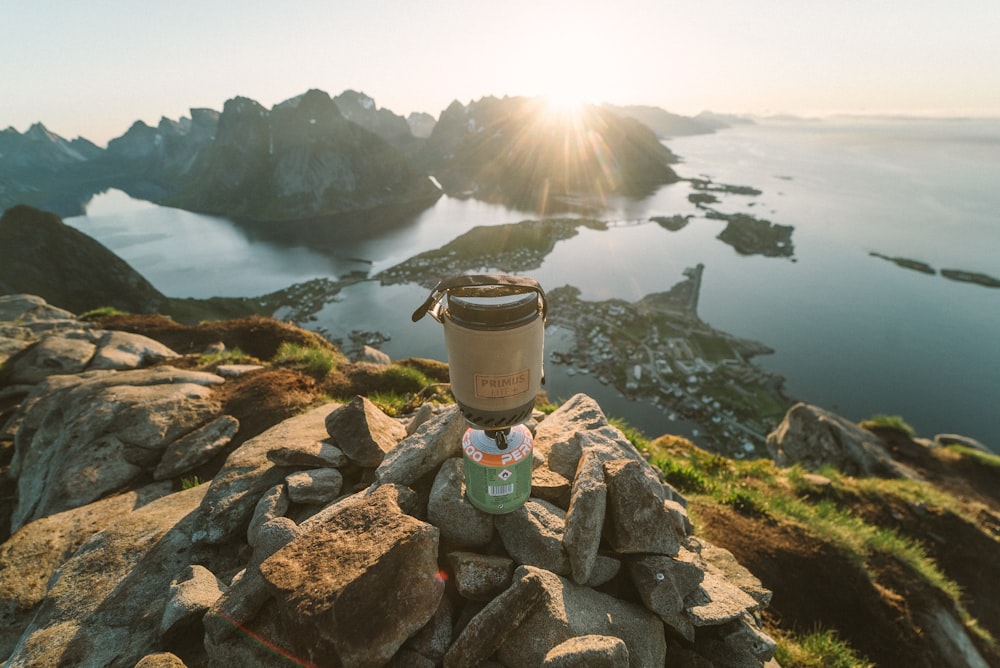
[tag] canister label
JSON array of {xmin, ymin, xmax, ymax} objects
[{"xmin": 462, "ymin": 425, "xmax": 533, "ymax": 514}]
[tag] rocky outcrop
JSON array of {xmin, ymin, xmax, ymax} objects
[
  {"xmin": 767, "ymin": 402, "xmax": 921, "ymax": 479},
  {"xmin": 0, "ymin": 304, "xmax": 775, "ymax": 667},
  {"xmin": 0, "ymin": 206, "xmax": 170, "ymax": 314}
]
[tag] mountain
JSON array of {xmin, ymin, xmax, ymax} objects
[
  {"xmin": 406, "ymin": 111, "xmax": 437, "ymax": 138},
  {"xmin": 333, "ymin": 90, "xmax": 421, "ymax": 155},
  {"xmin": 0, "ymin": 205, "xmax": 168, "ymax": 314},
  {"xmin": 0, "ymin": 123, "xmax": 106, "ymax": 217},
  {"xmin": 166, "ymin": 89, "xmax": 441, "ymax": 222},
  {"xmin": 603, "ymin": 104, "xmax": 722, "ymax": 138},
  {"xmin": 420, "ymin": 96, "xmax": 680, "ymax": 213}
]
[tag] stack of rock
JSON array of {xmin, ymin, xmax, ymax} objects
[{"xmin": 0, "ymin": 295, "xmax": 775, "ymax": 667}]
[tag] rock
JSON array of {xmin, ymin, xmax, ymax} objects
[
  {"xmin": 375, "ymin": 404, "xmax": 466, "ymax": 486},
  {"xmin": 496, "ymin": 566, "xmax": 667, "ymax": 667},
  {"xmin": 285, "ymin": 468, "xmax": 344, "ymax": 504},
  {"xmin": 934, "ymin": 433, "xmax": 991, "ymax": 453},
  {"xmin": 160, "ymin": 565, "xmax": 227, "ymax": 637},
  {"xmin": 696, "ymin": 539, "xmax": 772, "ymax": 607},
  {"xmin": 246, "ymin": 483, "xmax": 290, "ymax": 546},
  {"xmin": 446, "ymin": 551, "xmax": 515, "ymax": 601},
  {"xmin": 530, "ymin": 464, "xmax": 572, "ymax": 509},
  {"xmin": 585, "ymin": 554, "xmax": 622, "ymax": 588},
  {"xmin": 767, "ymin": 402, "xmax": 920, "ymax": 479},
  {"xmin": 87, "ymin": 329, "xmax": 179, "ymax": 370},
  {"xmin": 10, "ymin": 366, "xmax": 223, "ymax": 530},
  {"xmin": 532, "ymin": 393, "xmax": 609, "ymax": 465},
  {"xmin": 628, "ymin": 551, "xmax": 704, "ymax": 621},
  {"xmin": 215, "ymin": 363, "xmax": 265, "ymax": 378},
  {"xmin": 259, "ymin": 484, "xmax": 444, "ymax": 668},
  {"xmin": 685, "ymin": 569, "xmax": 761, "ymax": 627},
  {"xmin": 356, "ymin": 344, "xmax": 391, "ymax": 365},
  {"xmin": 693, "ymin": 614, "xmax": 777, "ymax": 667},
  {"xmin": 153, "ymin": 414, "xmax": 240, "ymax": 480},
  {"xmin": 3, "ymin": 333, "xmax": 96, "ymax": 384},
  {"xmin": 443, "ymin": 566, "xmax": 548, "ymax": 668},
  {"xmin": 0, "ymin": 482, "xmax": 173, "ymax": 657},
  {"xmin": 406, "ymin": 402, "xmax": 436, "ymax": 435},
  {"xmin": 3, "ymin": 485, "xmax": 208, "ymax": 668},
  {"xmin": 405, "ymin": 595, "xmax": 454, "ymax": 662},
  {"xmin": 196, "ymin": 402, "xmax": 338, "ymax": 544},
  {"xmin": 602, "ymin": 458, "xmax": 687, "ymax": 556},
  {"xmin": 495, "ymin": 499, "xmax": 571, "ymax": 576},
  {"xmin": 268, "ymin": 439, "xmax": 348, "ymax": 468},
  {"xmin": 541, "ymin": 635, "xmax": 630, "ymax": 667},
  {"xmin": 563, "ymin": 450, "xmax": 607, "ymax": 584},
  {"xmin": 324, "ymin": 394, "xmax": 407, "ymax": 467},
  {"xmin": 0, "ymin": 293, "xmax": 75, "ymax": 324},
  {"xmin": 427, "ymin": 458, "xmax": 494, "ymax": 547}
]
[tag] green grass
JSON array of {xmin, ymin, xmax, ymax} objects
[
  {"xmin": 272, "ymin": 341, "xmax": 340, "ymax": 378},
  {"xmin": 198, "ymin": 347, "xmax": 257, "ymax": 366},
  {"xmin": 947, "ymin": 444, "xmax": 1000, "ymax": 471},
  {"xmin": 774, "ymin": 627, "xmax": 874, "ymax": 668},
  {"xmin": 860, "ymin": 413, "xmax": 916, "ymax": 437},
  {"xmin": 79, "ymin": 306, "xmax": 128, "ymax": 319},
  {"xmin": 366, "ymin": 391, "xmax": 412, "ymax": 418},
  {"xmin": 180, "ymin": 475, "xmax": 203, "ymax": 490}
]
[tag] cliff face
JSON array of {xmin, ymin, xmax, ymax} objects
[
  {"xmin": 167, "ymin": 89, "xmax": 441, "ymax": 222},
  {"xmin": 1, "ymin": 301, "xmax": 997, "ymax": 668}
]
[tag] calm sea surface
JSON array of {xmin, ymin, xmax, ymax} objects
[{"xmin": 66, "ymin": 118, "xmax": 1000, "ymax": 448}]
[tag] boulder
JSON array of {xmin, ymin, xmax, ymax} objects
[
  {"xmin": 563, "ymin": 450, "xmax": 607, "ymax": 584},
  {"xmin": 427, "ymin": 458, "xmax": 494, "ymax": 547},
  {"xmin": 496, "ymin": 566, "xmax": 667, "ymax": 667},
  {"xmin": 196, "ymin": 402, "xmax": 338, "ymax": 544},
  {"xmin": 160, "ymin": 564, "xmax": 227, "ymax": 637},
  {"xmin": 3, "ymin": 333, "xmax": 96, "ymax": 384},
  {"xmin": 246, "ymin": 483, "xmax": 290, "ymax": 546},
  {"xmin": 934, "ymin": 433, "xmax": 991, "ymax": 453},
  {"xmin": 602, "ymin": 458, "xmax": 688, "ymax": 556},
  {"xmin": 153, "ymin": 414, "xmax": 240, "ymax": 480},
  {"xmin": 3, "ymin": 486, "xmax": 208, "ymax": 668},
  {"xmin": 10, "ymin": 366, "xmax": 223, "ymax": 530},
  {"xmin": 268, "ymin": 439, "xmax": 348, "ymax": 468},
  {"xmin": 87, "ymin": 329, "xmax": 179, "ymax": 370},
  {"xmin": 324, "ymin": 394, "xmax": 407, "ymax": 467},
  {"xmin": 259, "ymin": 484, "xmax": 444, "ymax": 668},
  {"xmin": 532, "ymin": 393, "xmax": 610, "ymax": 464},
  {"xmin": 375, "ymin": 404, "xmax": 466, "ymax": 486},
  {"xmin": 446, "ymin": 551, "xmax": 515, "ymax": 601},
  {"xmin": 768, "ymin": 402, "xmax": 920, "ymax": 479},
  {"xmin": 541, "ymin": 635, "xmax": 630, "ymax": 667},
  {"xmin": 285, "ymin": 468, "xmax": 344, "ymax": 505},
  {"xmin": 495, "ymin": 499, "xmax": 572, "ymax": 576}
]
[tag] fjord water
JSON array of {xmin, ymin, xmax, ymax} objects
[{"xmin": 66, "ymin": 118, "xmax": 1000, "ymax": 447}]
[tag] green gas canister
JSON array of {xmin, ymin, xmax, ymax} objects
[{"xmin": 461, "ymin": 424, "xmax": 533, "ymax": 514}]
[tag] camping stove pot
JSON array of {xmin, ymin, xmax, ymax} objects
[{"xmin": 412, "ymin": 274, "xmax": 546, "ymax": 429}]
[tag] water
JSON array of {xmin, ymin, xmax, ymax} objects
[{"xmin": 65, "ymin": 118, "xmax": 1000, "ymax": 447}]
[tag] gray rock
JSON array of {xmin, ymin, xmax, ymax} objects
[
  {"xmin": 541, "ymin": 635, "xmax": 630, "ymax": 667},
  {"xmin": 160, "ymin": 564, "xmax": 227, "ymax": 637},
  {"xmin": 404, "ymin": 595, "xmax": 455, "ymax": 662},
  {"xmin": 531, "ymin": 463, "xmax": 572, "ymax": 509},
  {"xmin": 628, "ymin": 551, "xmax": 705, "ymax": 621},
  {"xmin": 285, "ymin": 468, "xmax": 344, "ymax": 504},
  {"xmin": 87, "ymin": 329, "xmax": 179, "ymax": 370},
  {"xmin": 3, "ymin": 333, "xmax": 96, "ymax": 384},
  {"xmin": 3, "ymin": 486, "xmax": 208, "ymax": 668},
  {"xmin": 563, "ymin": 450, "xmax": 607, "ymax": 584},
  {"xmin": 0, "ymin": 482, "xmax": 173, "ymax": 657},
  {"xmin": 532, "ymin": 394, "xmax": 610, "ymax": 461},
  {"xmin": 585, "ymin": 554, "xmax": 622, "ymax": 588},
  {"xmin": 356, "ymin": 344, "xmax": 391, "ymax": 365},
  {"xmin": 0, "ymin": 293, "xmax": 75, "ymax": 323},
  {"xmin": 496, "ymin": 566, "xmax": 666, "ymax": 667},
  {"xmin": 427, "ymin": 458, "xmax": 494, "ymax": 547},
  {"xmin": 685, "ymin": 569, "xmax": 761, "ymax": 627},
  {"xmin": 443, "ymin": 566, "xmax": 547, "ymax": 668},
  {"xmin": 260, "ymin": 484, "xmax": 443, "ymax": 668},
  {"xmin": 268, "ymin": 439, "xmax": 348, "ymax": 468},
  {"xmin": 246, "ymin": 483, "xmax": 290, "ymax": 546},
  {"xmin": 197, "ymin": 402, "xmax": 338, "ymax": 544},
  {"xmin": 602, "ymin": 458, "xmax": 686, "ymax": 556},
  {"xmin": 696, "ymin": 538, "xmax": 772, "ymax": 608},
  {"xmin": 325, "ymin": 394, "xmax": 407, "ymax": 467},
  {"xmin": 767, "ymin": 402, "xmax": 920, "ymax": 479},
  {"xmin": 693, "ymin": 614, "xmax": 777, "ymax": 667},
  {"xmin": 934, "ymin": 433, "xmax": 991, "ymax": 452},
  {"xmin": 154, "ymin": 414, "xmax": 240, "ymax": 480},
  {"xmin": 215, "ymin": 363, "xmax": 265, "ymax": 378},
  {"xmin": 406, "ymin": 402, "xmax": 436, "ymax": 435},
  {"xmin": 11, "ymin": 366, "xmax": 223, "ymax": 530},
  {"xmin": 446, "ymin": 551, "xmax": 515, "ymax": 601},
  {"xmin": 375, "ymin": 404, "xmax": 466, "ymax": 486},
  {"xmin": 495, "ymin": 499, "xmax": 571, "ymax": 576}
]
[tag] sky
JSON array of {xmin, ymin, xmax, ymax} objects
[{"xmin": 3, "ymin": 0, "xmax": 999, "ymax": 146}]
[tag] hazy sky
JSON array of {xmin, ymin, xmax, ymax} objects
[{"xmin": 4, "ymin": 0, "xmax": 999, "ymax": 145}]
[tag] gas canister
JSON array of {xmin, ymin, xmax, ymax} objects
[{"xmin": 461, "ymin": 424, "xmax": 533, "ymax": 514}]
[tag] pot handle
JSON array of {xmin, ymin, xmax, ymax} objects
[{"xmin": 411, "ymin": 274, "xmax": 547, "ymax": 323}]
